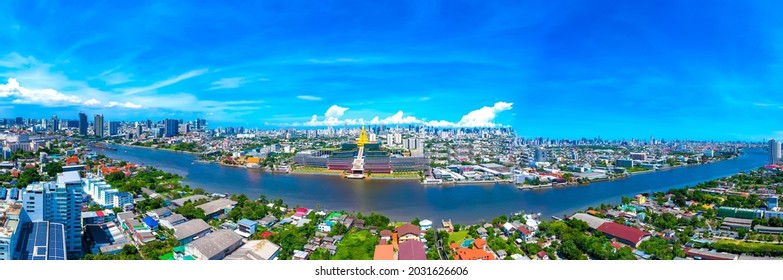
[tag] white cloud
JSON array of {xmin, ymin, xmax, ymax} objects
[
  {"xmin": 293, "ymin": 102, "xmax": 513, "ymax": 127},
  {"xmin": 124, "ymin": 68, "xmax": 208, "ymax": 95},
  {"xmin": 297, "ymin": 95, "xmax": 322, "ymax": 101},
  {"xmin": 0, "ymin": 78, "xmax": 82, "ymax": 105},
  {"xmin": 454, "ymin": 101, "xmax": 513, "ymax": 127},
  {"xmin": 0, "ymin": 52, "xmax": 35, "ymax": 68},
  {"xmin": 84, "ymin": 98, "xmax": 101, "ymax": 106},
  {"xmin": 209, "ymin": 77, "xmax": 245, "ymax": 90},
  {"xmin": 107, "ymin": 101, "xmax": 143, "ymax": 109}
]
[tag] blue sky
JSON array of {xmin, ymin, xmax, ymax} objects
[{"xmin": 1, "ymin": 1, "xmax": 782, "ymax": 140}]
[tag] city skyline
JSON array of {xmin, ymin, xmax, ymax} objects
[{"xmin": 1, "ymin": 1, "xmax": 783, "ymax": 141}]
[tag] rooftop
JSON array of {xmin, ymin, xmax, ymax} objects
[
  {"xmin": 570, "ymin": 213, "xmax": 609, "ymax": 230},
  {"xmin": 374, "ymin": 244, "xmax": 395, "ymax": 260},
  {"xmin": 171, "ymin": 195, "xmax": 209, "ymax": 207},
  {"xmin": 224, "ymin": 240, "xmax": 281, "ymax": 260},
  {"xmin": 57, "ymin": 171, "xmax": 81, "ymax": 184},
  {"xmin": 197, "ymin": 198, "xmax": 237, "ymax": 216},
  {"xmin": 398, "ymin": 240, "xmax": 426, "ymax": 260},
  {"xmin": 187, "ymin": 229, "xmax": 243, "ymax": 260},
  {"xmin": 173, "ymin": 219, "xmax": 212, "ymax": 241}
]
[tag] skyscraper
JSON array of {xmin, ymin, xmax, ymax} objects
[
  {"xmin": 94, "ymin": 114, "xmax": 104, "ymax": 137},
  {"xmin": 164, "ymin": 119, "xmax": 179, "ymax": 137},
  {"xmin": 22, "ymin": 172, "xmax": 85, "ymax": 259},
  {"xmin": 51, "ymin": 115, "xmax": 59, "ymax": 132},
  {"xmin": 78, "ymin": 113, "xmax": 88, "ymax": 136},
  {"xmin": 109, "ymin": 121, "xmax": 120, "ymax": 136},
  {"xmin": 769, "ymin": 139, "xmax": 782, "ymax": 165}
]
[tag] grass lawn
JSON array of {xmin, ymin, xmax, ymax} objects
[
  {"xmin": 448, "ymin": 230, "xmax": 469, "ymax": 244},
  {"xmin": 332, "ymin": 230, "xmax": 379, "ymax": 260},
  {"xmin": 712, "ymin": 240, "xmax": 783, "ymax": 257}
]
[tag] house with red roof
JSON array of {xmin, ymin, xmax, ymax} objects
[
  {"xmin": 396, "ymin": 223, "xmax": 421, "ymax": 242},
  {"xmin": 65, "ymin": 156, "xmax": 80, "ymax": 165},
  {"xmin": 398, "ymin": 240, "xmax": 426, "ymax": 260},
  {"xmin": 596, "ymin": 222, "xmax": 651, "ymax": 248}
]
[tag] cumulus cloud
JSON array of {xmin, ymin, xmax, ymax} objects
[
  {"xmin": 107, "ymin": 101, "xmax": 143, "ymax": 109},
  {"xmin": 454, "ymin": 101, "xmax": 513, "ymax": 127},
  {"xmin": 0, "ymin": 78, "xmax": 145, "ymax": 109},
  {"xmin": 0, "ymin": 78, "xmax": 82, "ymax": 105},
  {"xmin": 297, "ymin": 95, "xmax": 322, "ymax": 101},
  {"xmin": 293, "ymin": 102, "xmax": 513, "ymax": 127},
  {"xmin": 84, "ymin": 98, "xmax": 101, "ymax": 106}
]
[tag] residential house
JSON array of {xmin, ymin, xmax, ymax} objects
[
  {"xmin": 398, "ymin": 240, "xmax": 426, "ymax": 260},
  {"xmin": 396, "ymin": 223, "xmax": 421, "ymax": 242},
  {"xmin": 373, "ymin": 244, "xmax": 396, "ymax": 260}
]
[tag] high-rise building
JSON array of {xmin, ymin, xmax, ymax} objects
[
  {"xmin": 109, "ymin": 121, "xmax": 120, "ymax": 136},
  {"xmin": 16, "ymin": 221, "xmax": 67, "ymax": 260},
  {"xmin": 0, "ymin": 202, "xmax": 29, "ymax": 260},
  {"xmin": 770, "ymin": 139, "xmax": 782, "ymax": 165},
  {"xmin": 50, "ymin": 115, "xmax": 59, "ymax": 132},
  {"xmin": 78, "ymin": 113, "xmax": 88, "ymax": 136},
  {"xmin": 179, "ymin": 123, "xmax": 191, "ymax": 134},
  {"xmin": 164, "ymin": 119, "xmax": 179, "ymax": 137},
  {"xmin": 196, "ymin": 118, "xmax": 206, "ymax": 130},
  {"xmin": 21, "ymin": 172, "xmax": 85, "ymax": 259},
  {"xmin": 136, "ymin": 124, "xmax": 143, "ymax": 138},
  {"xmin": 14, "ymin": 117, "xmax": 23, "ymax": 126},
  {"xmin": 94, "ymin": 114, "xmax": 104, "ymax": 137}
]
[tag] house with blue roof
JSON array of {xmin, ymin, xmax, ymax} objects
[
  {"xmin": 142, "ymin": 216, "xmax": 159, "ymax": 231},
  {"xmin": 237, "ymin": 219, "xmax": 257, "ymax": 236}
]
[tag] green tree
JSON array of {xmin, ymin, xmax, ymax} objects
[
  {"xmin": 17, "ymin": 168, "xmax": 42, "ymax": 188},
  {"xmin": 44, "ymin": 162, "xmax": 63, "ymax": 177}
]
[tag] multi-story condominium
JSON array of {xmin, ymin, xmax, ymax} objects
[
  {"xmin": 21, "ymin": 171, "xmax": 85, "ymax": 259},
  {"xmin": 0, "ymin": 202, "xmax": 29, "ymax": 260}
]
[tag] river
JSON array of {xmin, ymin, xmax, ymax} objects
[{"xmin": 96, "ymin": 145, "xmax": 767, "ymax": 224}]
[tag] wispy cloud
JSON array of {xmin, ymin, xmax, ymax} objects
[
  {"xmin": 209, "ymin": 77, "xmax": 245, "ymax": 90},
  {"xmin": 124, "ymin": 68, "xmax": 208, "ymax": 95},
  {"xmin": 297, "ymin": 95, "xmax": 322, "ymax": 101},
  {"xmin": 0, "ymin": 52, "xmax": 35, "ymax": 68},
  {"xmin": 306, "ymin": 58, "xmax": 361, "ymax": 64}
]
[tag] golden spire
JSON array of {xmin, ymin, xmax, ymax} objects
[{"xmin": 357, "ymin": 125, "xmax": 369, "ymax": 147}]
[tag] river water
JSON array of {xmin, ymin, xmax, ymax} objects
[{"xmin": 97, "ymin": 145, "xmax": 767, "ymax": 224}]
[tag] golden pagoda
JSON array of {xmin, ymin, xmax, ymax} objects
[{"xmin": 356, "ymin": 125, "xmax": 369, "ymax": 147}]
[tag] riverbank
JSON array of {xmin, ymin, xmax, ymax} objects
[{"xmin": 95, "ymin": 144, "xmax": 767, "ymax": 224}]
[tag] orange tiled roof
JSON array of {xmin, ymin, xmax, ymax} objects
[
  {"xmin": 454, "ymin": 248, "xmax": 495, "ymax": 260},
  {"xmin": 374, "ymin": 244, "xmax": 395, "ymax": 260},
  {"xmin": 473, "ymin": 238, "xmax": 487, "ymax": 249}
]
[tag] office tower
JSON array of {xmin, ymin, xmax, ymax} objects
[
  {"xmin": 196, "ymin": 118, "xmax": 206, "ymax": 130},
  {"xmin": 145, "ymin": 119, "xmax": 152, "ymax": 129},
  {"xmin": 94, "ymin": 114, "xmax": 104, "ymax": 137},
  {"xmin": 165, "ymin": 119, "xmax": 179, "ymax": 137},
  {"xmin": 51, "ymin": 115, "xmax": 59, "ymax": 132},
  {"xmin": 78, "ymin": 113, "xmax": 88, "ymax": 136},
  {"xmin": 22, "ymin": 172, "xmax": 85, "ymax": 259},
  {"xmin": 179, "ymin": 123, "xmax": 190, "ymax": 134},
  {"xmin": 770, "ymin": 139, "xmax": 782, "ymax": 164},
  {"xmin": 0, "ymin": 202, "xmax": 29, "ymax": 260},
  {"xmin": 14, "ymin": 117, "xmax": 23, "ymax": 126},
  {"xmin": 109, "ymin": 121, "xmax": 120, "ymax": 136},
  {"xmin": 136, "ymin": 124, "xmax": 143, "ymax": 137}
]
